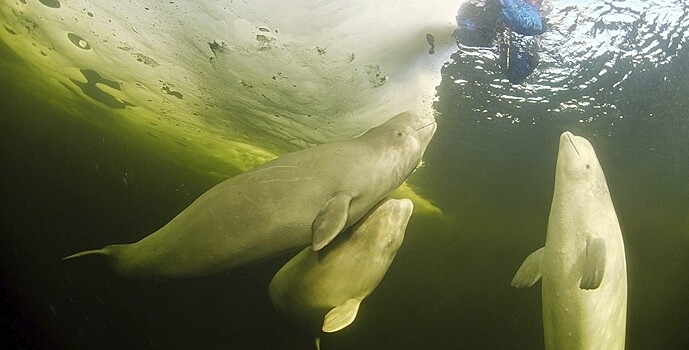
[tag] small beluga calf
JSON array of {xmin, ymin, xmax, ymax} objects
[
  {"xmin": 63, "ymin": 112, "xmax": 435, "ymax": 280},
  {"xmin": 511, "ymin": 132, "xmax": 627, "ymax": 350},
  {"xmin": 269, "ymin": 198, "xmax": 413, "ymax": 349}
]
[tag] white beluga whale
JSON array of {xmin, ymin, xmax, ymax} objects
[
  {"xmin": 511, "ymin": 131, "xmax": 627, "ymax": 349},
  {"xmin": 63, "ymin": 112, "xmax": 435, "ymax": 279},
  {"xmin": 269, "ymin": 198, "xmax": 413, "ymax": 348}
]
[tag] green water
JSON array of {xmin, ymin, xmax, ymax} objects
[{"xmin": 3, "ymin": 1, "xmax": 689, "ymax": 349}]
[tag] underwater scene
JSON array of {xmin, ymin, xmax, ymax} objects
[{"xmin": 1, "ymin": 0, "xmax": 688, "ymax": 349}]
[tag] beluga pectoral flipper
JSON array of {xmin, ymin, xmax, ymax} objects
[
  {"xmin": 580, "ymin": 235, "xmax": 606, "ymax": 290},
  {"xmin": 511, "ymin": 131, "xmax": 627, "ymax": 350},
  {"xmin": 511, "ymin": 247, "xmax": 544, "ymax": 288},
  {"xmin": 311, "ymin": 192, "xmax": 354, "ymax": 251}
]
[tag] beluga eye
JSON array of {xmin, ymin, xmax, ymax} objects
[{"xmin": 586, "ymin": 164, "xmax": 591, "ymax": 169}]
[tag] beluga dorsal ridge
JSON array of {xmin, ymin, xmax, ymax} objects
[
  {"xmin": 63, "ymin": 111, "xmax": 436, "ymax": 280},
  {"xmin": 511, "ymin": 131, "xmax": 627, "ymax": 350}
]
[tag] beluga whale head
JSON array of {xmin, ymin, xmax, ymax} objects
[
  {"xmin": 362, "ymin": 197, "xmax": 412, "ymax": 255},
  {"xmin": 358, "ymin": 111, "xmax": 437, "ymax": 180},
  {"xmin": 555, "ymin": 131, "xmax": 609, "ymax": 196},
  {"xmin": 322, "ymin": 197, "xmax": 413, "ymax": 266}
]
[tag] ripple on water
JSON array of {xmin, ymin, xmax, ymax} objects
[{"xmin": 446, "ymin": 0, "xmax": 688, "ymax": 129}]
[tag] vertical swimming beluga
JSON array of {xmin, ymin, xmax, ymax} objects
[{"xmin": 511, "ymin": 131, "xmax": 627, "ymax": 350}]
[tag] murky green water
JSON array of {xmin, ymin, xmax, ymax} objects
[{"xmin": 2, "ymin": 0, "xmax": 689, "ymax": 349}]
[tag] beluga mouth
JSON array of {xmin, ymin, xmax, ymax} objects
[
  {"xmin": 416, "ymin": 120, "xmax": 437, "ymax": 131},
  {"xmin": 566, "ymin": 132, "xmax": 581, "ymax": 156}
]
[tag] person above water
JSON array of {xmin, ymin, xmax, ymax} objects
[
  {"xmin": 498, "ymin": 0, "xmax": 546, "ymax": 36},
  {"xmin": 455, "ymin": 0, "xmax": 545, "ymax": 84}
]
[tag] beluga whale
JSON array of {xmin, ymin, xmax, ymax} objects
[
  {"xmin": 63, "ymin": 112, "xmax": 436, "ymax": 280},
  {"xmin": 269, "ymin": 198, "xmax": 413, "ymax": 349},
  {"xmin": 511, "ymin": 131, "xmax": 627, "ymax": 350}
]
